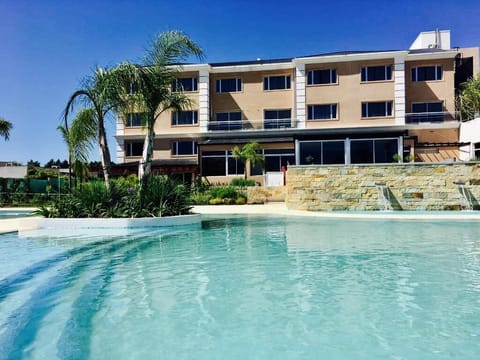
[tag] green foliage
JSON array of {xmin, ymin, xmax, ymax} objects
[
  {"xmin": 230, "ymin": 178, "xmax": 256, "ymax": 187},
  {"xmin": 231, "ymin": 142, "xmax": 265, "ymax": 179},
  {"xmin": 209, "ymin": 197, "xmax": 224, "ymax": 205},
  {"xmin": 392, "ymin": 154, "xmax": 401, "ymax": 163},
  {"xmin": 235, "ymin": 196, "xmax": 247, "ymax": 205},
  {"xmin": 36, "ymin": 175, "xmax": 191, "ymax": 218},
  {"xmin": 0, "ymin": 116, "xmax": 13, "ymax": 141},
  {"xmin": 209, "ymin": 185, "xmax": 241, "ymax": 199},
  {"xmin": 457, "ymin": 74, "xmax": 480, "ymax": 120}
]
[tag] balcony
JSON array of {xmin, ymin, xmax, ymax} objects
[
  {"xmin": 405, "ymin": 111, "xmax": 460, "ymax": 124},
  {"xmin": 207, "ymin": 119, "xmax": 298, "ymax": 132}
]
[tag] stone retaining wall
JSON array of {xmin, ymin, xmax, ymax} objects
[
  {"xmin": 247, "ymin": 186, "xmax": 286, "ymax": 204},
  {"xmin": 286, "ymin": 163, "xmax": 480, "ymax": 211}
]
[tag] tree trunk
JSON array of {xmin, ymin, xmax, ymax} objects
[
  {"xmin": 138, "ymin": 121, "xmax": 155, "ymax": 187},
  {"xmin": 98, "ymin": 121, "xmax": 112, "ymax": 189}
]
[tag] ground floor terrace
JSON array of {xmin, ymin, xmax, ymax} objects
[{"xmin": 117, "ymin": 126, "xmax": 465, "ymax": 185}]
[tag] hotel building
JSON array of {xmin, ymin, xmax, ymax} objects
[{"xmin": 115, "ymin": 30, "xmax": 479, "ymax": 184}]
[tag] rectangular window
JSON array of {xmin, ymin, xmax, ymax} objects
[
  {"xmin": 307, "ymin": 69, "xmax": 337, "ymax": 85},
  {"xmin": 125, "ymin": 141, "xmax": 143, "ymax": 157},
  {"xmin": 362, "ymin": 101, "xmax": 393, "ymax": 118},
  {"xmin": 171, "ymin": 111, "xmax": 198, "ymax": 126},
  {"xmin": 201, "ymin": 150, "xmax": 244, "ymax": 176},
  {"xmin": 261, "ymin": 149, "xmax": 295, "ymax": 173},
  {"xmin": 172, "ymin": 77, "xmax": 198, "ymax": 92},
  {"xmin": 308, "ymin": 104, "xmax": 337, "ymax": 120},
  {"xmin": 409, "ymin": 102, "xmax": 444, "ymax": 122},
  {"xmin": 264, "ymin": 109, "xmax": 291, "ymax": 129},
  {"xmin": 351, "ymin": 138, "xmax": 398, "ymax": 164},
  {"xmin": 216, "ymin": 111, "xmax": 242, "ymax": 122},
  {"xmin": 361, "ymin": 65, "xmax": 392, "ymax": 82},
  {"xmin": 172, "ymin": 141, "xmax": 197, "ymax": 156},
  {"xmin": 474, "ymin": 142, "xmax": 480, "ymax": 159},
  {"xmin": 411, "ymin": 66, "xmax": 442, "ymax": 81},
  {"xmin": 125, "ymin": 113, "xmax": 144, "ymax": 127},
  {"xmin": 264, "ymin": 75, "xmax": 291, "ymax": 90},
  {"xmin": 299, "ymin": 140, "xmax": 345, "ymax": 165},
  {"xmin": 216, "ymin": 78, "xmax": 242, "ymax": 93}
]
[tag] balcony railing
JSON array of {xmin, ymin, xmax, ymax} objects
[
  {"xmin": 405, "ymin": 111, "xmax": 460, "ymax": 124},
  {"xmin": 207, "ymin": 119, "xmax": 298, "ymax": 131}
]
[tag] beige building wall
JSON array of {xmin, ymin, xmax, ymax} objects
[
  {"xmin": 305, "ymin": 59, "xmax": 396, "ymax": 128},
  {"xmin": 210, "ymin": 69, "xmax": 294, "ymax": 129},
  {"xmin": 405, "ymin": 58, "xmax": 455, "ymax": 115}
]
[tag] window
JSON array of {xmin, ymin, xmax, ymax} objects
[
  {"xmin": 172, "ymin": 77, "xmax": 198, "ymax": 92},
  {"xmin": 411, "ymin": 66, "xmax": 442, "ymax": 81},
  {"xmin": 262, "ymin": 149, "xmax": 295, "ymax": 173},
  {"xmin": 209, "ymin": 111, "xmax": 242, "ymax": 131},
  {"xmin": 362, "ymin": 101, "xmax": 393, "ymax": 118},
  {"xmin": 216, "ymin": 112, "xmax": 242, "ymax": 122},
  {"xmin": 299, "ymin": 140, "xmax": 345, "ymax": 165},
  {"xmin": 125, "ymin": 141, "xmax": 143, "ymax": 157},
  {"xmin": 171, "ymin": 111, "xmax": 198, "ymax": 126},
  {"xmin": 308, "ymin": 104, "xmax": 337, "ymax": 120},
  {"xmin": 125, "ymin": 113, "xmax": 144, "ymax": 127},
  {"xmin": 474, "ymin": 142, "xmax": 480, "ymax": 159},
  {"xmin": 264, "ymin": 75, "xmax": 291, "ymax": 90},
  {"xmin": 350, "ymin": 138, "xmax": 398, "ymax": 164},
  {"xmin": 172, "ymin": 141, "xmax": 197, "ymax": 156},
  {"xmin": 216, "ymin": 78, "xmax": 242, "ymax": 93},
  {"xmin": 307, "ymin": 69, "xmax": 337, "ymax": 85},
  {"xmin": 201, "ymin": 150, "xmax": 244, "ymax": 176},
  {"xmin": 409, "ymin": 102, "xmax": 444, "ymax": 123},
  {"xmin": 264, "ymin": 109, "xmax": 291, "ymax": 128},
  {"xmin": 361, "ymin": 65, "xmax": 392, "ymax": 82}
]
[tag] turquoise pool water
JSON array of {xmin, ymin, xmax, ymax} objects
[
  {"xmin": 0, "ymin": 210, "xmax": 32, "ymax": 219},
  {"xmin": 0, "ymin": 216, "xmax": 479, "ymax": 359}
]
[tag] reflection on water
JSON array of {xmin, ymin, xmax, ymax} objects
[{"xmin": 0, "ymin": 216, "xmax": 479, "ymax": 359}]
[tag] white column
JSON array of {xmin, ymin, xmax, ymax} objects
[
  {"xmin": 295, "ymin": 139, "xmax": 300, "ymax": 165},
  {"xmin": 198, "ymin": 69, "xmax": 210, "ymax": 132},
  {"xmin": 394, "ymin": 55, "xmax": 406, "ymax": 125},
  {"xmin": 116, "ymin": 117, "xmax": 125, "ymax": 162},
  {"xmin": 345, "ymin": 138, "xmax": 351, "ymax": 164},
  {"xmin": 398, "ymin": 136, "xmax": 403, "ymax": 161},
  {"xmin": 295, "ymin": 63, "xmax": 306, "ymax": 129}
]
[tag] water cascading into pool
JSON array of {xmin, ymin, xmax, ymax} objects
[
  {"xmin": 454, "ymin": 181, "xmax": 475, "ymax": 211},
  {"xmin": 376, "ymin": 182, "xmax": 393, "ymax": 211}
]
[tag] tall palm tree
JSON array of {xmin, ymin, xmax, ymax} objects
[
  {"xmin": 457, "ymin": 74, "xmax": 480, "ymax": 120},
  {"xmin": 0, "ymin": 116, "xmax": 13, "ymax": 141},
  {"xmin": 114, "ymin": 31, "xmax": 203, "ymax": 187},
  {"xmin": 64, "ymin": 67, "xmax": 124, "ymax": 188},
  {"xmin": 58, "ymin": 108, "xmax": 96, "ymax": 187}
]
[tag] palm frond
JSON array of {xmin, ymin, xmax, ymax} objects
[{"xmin": 0, "ymin": 117, "xmax": 13, "ymax": 141}]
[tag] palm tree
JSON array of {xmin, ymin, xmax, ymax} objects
[
  {"xmin": 0, "ymin": 116, "xmax": 13, "ymax": 141},
  {"xmin": 457, "ymin": 74, "xmax": 480, "ymax": 120},
  {"xmin": 58, "ymin": 109, "xmax": 97, "ymax": 187},
  {"xmin": 113, "ymin": 31, "xmax": 203, "ymax": 187},
  {"xmin": 64, "ymin": 67, "xmax": 124, "ymax": 188},
  {"xmin": 232, "ymin": 142, "xmax": 265, "ymax": 180}
]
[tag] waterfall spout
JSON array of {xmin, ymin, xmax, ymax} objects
[
  {"xmin": 376, "ymin": 182, "xmax": 392, "ymax": 211},
  {"xmin": 454, "ymin": 181, "xmax": 475, "ymax": 211}
]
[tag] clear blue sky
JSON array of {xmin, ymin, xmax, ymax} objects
[{"xmin": 1, "ymin": 0, "xmax": 479, "ymax": 165}]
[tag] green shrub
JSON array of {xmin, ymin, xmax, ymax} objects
[
  {"xmin": 209, "ymin": 185, "xmax": 240, "ymax": 200},
  {"xmin": 235, "ymin": 196, "xmax": 247, "ymax": 205},
  {"xmin": 209, "ymin": 197, "xmax": 224, "ymax": 205},
  {"xmin": 230, "ymin": 178, "xmax": 256, "ymax": 187},
  {"xmin": 190, "ymin": 192, "xmax": 212, "ymax": 205},
  {"xmin": 35, "ymin": 175, "xmax": 191, "ymax": 218}
]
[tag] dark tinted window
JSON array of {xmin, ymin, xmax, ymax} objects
[
  {"xmin": 216, "ymin": 78, "xmax": 242, "ymax": 93},
  {"xmin": 362, "ymin": 102, "xmax": 392, "ymax": 117},
  {"xmin": 361, "ymin": 65, "xmax": 392, "ymax": 81},
  {"xmin": 172, "ymin": 111, "xmax": 198, "ymax": 125},
  {"xmin": 308, "ymin": 104, "xmax": 337, "ymax": 120},
  {"xmin": 307, "ymin": 69, "xmax": 337, "ymax": 85},
  {"xmin": 172, "ymin": 78, "xmax": 198, "ymax": 92},
  {"xmin": 264, "ymin": 76, "xmax": 291, "ymax": 90}
]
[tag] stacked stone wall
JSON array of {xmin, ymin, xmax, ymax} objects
[{"xmin": 286, "ymin": 163, "xmax": 480, "ymax": 211}]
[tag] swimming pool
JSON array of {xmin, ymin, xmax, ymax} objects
[
  {"xmin": 1, "ymin": 215, "xmax": 479, "ymax": 359},
  {"xmin": 0, "ymin": 210, "xmax": 32, "ymax": 219}
]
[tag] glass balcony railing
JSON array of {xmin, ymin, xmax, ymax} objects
[
  {"xmin": 405, "ymin": 111, "xmax": 460, "ymax": 124},
  {"xmin": 207, "ymin": 119, "xmax": 297, "ymax": 131}
]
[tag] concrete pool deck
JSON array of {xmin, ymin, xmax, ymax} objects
[{"xmin": 1, "ymin": 204, "xmax": 480, "ymax": 234}]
